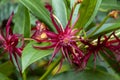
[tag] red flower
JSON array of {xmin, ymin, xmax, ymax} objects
[
  {"xmin": 106, "ymin": 32, "xmax": 120, "ymax": 62},
  {"xmin": 0, "ymin": 13, "xmax": 24, "ymax": 70},
  {"xmin": 34, "ymin": 10, "xmax": 84, "ymax": 65},
  {"xmin": 79, "ymin": 33, "xmax": 115, "ymax": 69}
]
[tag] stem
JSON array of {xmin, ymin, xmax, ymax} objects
[
  {"xmin": 87, "ymin": 15, "xmax": 110, "ymax": 38},
  {"xmin": 39, "ymin": 56, "xmax": 62, "ymax": 80},
  {"xmin": 23, "ymin": 72, "xmax": 27, "ymax": 80}
]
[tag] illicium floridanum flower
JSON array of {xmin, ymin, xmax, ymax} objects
[
  {"xmin": 33, "ymin": 7, "xmax": 84, "ymax": 66},
  {"xmin": 0, "ymin": 12, "xmax": 24, "ymax": 72}
]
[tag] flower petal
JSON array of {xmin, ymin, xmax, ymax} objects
[
  {"xmin": 70, "ymin": 43, "xmax": 84, "ymax": 57},
  {"xmin": 50, "ymin": 12, "xmax": 62, "ymax": 33},
  {"xmin": 0, "ymin": 29, "xmax": 5, "ymax": 41},
  {"xmin": 15, "ymin": 48, "xmax": 22, "ymax": 57},
  {"xmin": 46, "ymin": 31, "xmax": 58, "ymax": 38},
  {"xmin": 62, "ymin": 47, "xmax": 72, "ymax": 64},
  {"xmin": 49, "ymin": 42, "xmax": 61, "ymax": 64},
  {"xmin": 33, "ymin": 43, "xmax": 56, "ymax": 50},
  {"xmin": 6, "ymin": 12, "xmax": 14, "ymax": 37}
]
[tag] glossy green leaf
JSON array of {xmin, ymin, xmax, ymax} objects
[
  {"xmin": 75, "ymin": 0, "xmax": 102, "ymax": 29},
  {"xmin": 63, "ymin": 0, "xmax": 71, "ymax": 20},
  {"xmin": 22, "ymin": 42, "xmax": 53, "ymax": 73},
  {"xmin": 13, "ymin": 3, "xmax": 31, "ymax": 38},
  {"xmin": 70, "ymin": 0, "xmax": 80, "ymax": 24},
  {"xmin": 52, "ymin": 0, "xmax": 67, "ymax": 28},
  {"xmin": 90, "ymin": 23, "xmax": 120, "ymax": 38},
  {"xmin": 50, "ymin": 69, "xmax": 120, "ymax": 80},
  {"xmin": 20, "ymin": 0, "xmax": 55, "ymax": 31},
  {"xmin": 0, "ymin": 61, "xmax": 14, "ymax": 76}
]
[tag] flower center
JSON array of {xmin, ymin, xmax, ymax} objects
[
  {"xmin": 58, "ymin": 34, "xmax": 71, "ymax": 45},
  {"xmin": 63, "ymin": 37, "xmax": 70, "ymax": 44}
]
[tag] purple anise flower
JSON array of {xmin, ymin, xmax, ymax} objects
[
  {"xmin": 106, "ymin": 32, "xmax": 120, "ymax": 62},
  {"xmin": 0, "ymin": 13, "xmax": 24, "ymax": 67},
  {"xmin": 79, "ymin": 32, "xmax": 120, "ymax": 69},
  {"xmin": 34, "ymin": 9, "xmax": 84, "ymax": 65}
]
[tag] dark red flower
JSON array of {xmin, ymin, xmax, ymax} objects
[
  {"xmin": 34, "ymin": 10, "xmax": 84, "ymax": 65},
  {"xmin": 79, "ymin": 33, "xmax": 116, "ymax": 69},
  {"xmin": 106, "ymin": 32, "xmax": 120, "ymax": 62},
  {"xmin": 0, "ymin": 13, "xmax": 24, "ymax": 72}
]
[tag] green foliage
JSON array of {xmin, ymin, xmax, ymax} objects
[
  {"xmin": 22, "ymin": 41, "xmax": 53, "ymax": 73},
  {"xmin": 0, "ymin": 73, "xmax": 10, "ymax": 80},
  {"xmin": 52, "ymin": 0, "xmax": 67, "ymax": 28},
  {"xmin": 0, "ymin": 0, "xmax": 120, "ymax": 79},
  {"xmin": 13, "ymin": 3, "xmax": 31, "ymax": 38},
  {"xmin": 0, "ymin": 61, "xmax": 14, "ymax": 76},
  {"xmin": 75, "ymin": 0, "xmax": 102, "ymax": 29},
  {"xmin": 50, "ymin": 69, "xmax": 120, "ymax": 80},
  {"xmin": 100, "ymin": 0, "xmax": 120, "ymax": 12},
  {"xmin": 20, "ymin": 0, "xmax": 55, "ymax": 31},
  {"xmin": 90, "ymin": 23, "xmax": 120, "ymax": 38},
  {"xmin": 0, "ymin": 0, "xmax": 17, "ymax": 24}
]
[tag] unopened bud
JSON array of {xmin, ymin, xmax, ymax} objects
[
  {"xmin": 109, "ymin": 10, "xmax": 119, "ymax": 19},
  {"xmin": 77, "ymin": 0, "xmax": 83, "ymax": 3}
]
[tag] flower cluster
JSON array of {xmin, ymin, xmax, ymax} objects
[{"xmin": 32, "ymin": 4, "xmax": 120, "ymax": 70}]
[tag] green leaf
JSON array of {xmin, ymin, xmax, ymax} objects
[
  {"xmin": 70, "ymin": 0, "xmax": 80, "ymax": 24},
  {"xmin": 100, "ymin": 49, "xmax": 120, "ymax": 76},
  {"xmin": 0, "ymin": 73, "xmax": 11, "ymax": 80},
  {"xmin": 50, "ymin": 69, "xmax": 120, "ymax": 80},
  {"xmin": 75, "ymin": 0, "xmax": 102, "ymax": 29},
  {"xmin": 52, "ymin": 0, "xmax": 67, "ymax": 28},
  {"xmin": 0, "ymin": 61, "xmax": 14, "ymax": 76},
  {"xmin": 20, "ymin": 0, "xmax": 55, "ymax": 31},
  {"xmin": 90, "ymin": 23, "xmax": 120, "ymax": 38},
  {"xmin": 100, "ymin": 0, "xmax": 120, "ymax": 12},
  {"xmin": 13, "ymin": 3, "xmax": 31, "ymax": 38},
  {"xmin": 22, "ymin": 42, "xmax": 53, "ymax": 73},
  {"xmin": 0, "ymin": 0, "xmax": 17, "ymax": 23}
]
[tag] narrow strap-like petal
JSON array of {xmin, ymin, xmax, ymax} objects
[
  {"xmin": 6, "ymin": 12, "xmax": 14, "ymax": 37},
  {"xmin": 33, "ymin": 43, "xmax": 56, "ymax": 50},
  {"xmin": 56, "ymin": 57, "xmax": 64, "ymax": 73},
  {"xmin": 50, "ymin": 12, "xmax": 61, "ymax": 33},
  {"xmin": 15, "ymin": 48, "xmax": 22, "ymax": 57},
  {"xmin": 46, "ymin": 31, "xmax": 58, "ymax": 38},
  {"xmin": 0, "ymin": 29, "xmax": 5, "ymax": 41},
  {"xmin": 62, "ymin": 47, "xmax": 72, "ymax": 64},
  {"xmin": 49, "ymin": 42, "xmax": 61, "ymax": 64},
  {"xmin": 13, "ymin": 53, "xmax": 22, "ymax": 75},
  {"xmin": 69, "ymin": 43, "xmax": 84, "ymax": 57},
  {"xmin": 81, "ymin": 51, "xmax": 92, "ymax": 68},
  {"xmin": 0, "ymin": 34, "xmax": 5, "ymax": 41}
]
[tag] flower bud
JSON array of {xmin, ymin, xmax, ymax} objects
[
  {"xmin": 77, "ymin": 0, "xmax": 83, "ymax": 3},
  {"xmin": 109, "ymin": 10, "xmax": 119, "ymax": 19}
]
